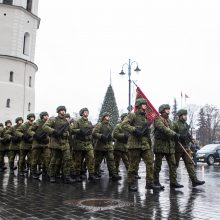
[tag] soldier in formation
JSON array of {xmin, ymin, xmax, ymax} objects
[
  {"xmin": 173, "ymin": 109, "xmax": 205, "ymax": 187},
  {"xmin": 0, "ymin": 102, "xmax": 205, "ymax": 190}
]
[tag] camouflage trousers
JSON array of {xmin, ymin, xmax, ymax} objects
[
  {"xmin": 114, "ymin": 150, "xmax": 129, "ymax": 174},
  {"xmin": 19, "ymin": 149, "xmax": 31, "ymax": 172},
  {"xmin": 9, "ymin": 150, "xmax": 19, "ymax": 170},
  {"xmin": 94, "ymin": 150, "xmax": 117, "ymax": 176},
  {"xmin": 31, "ymin": 147, "xmax": 51, "ymax": 175},
  {"xmin": 74, "ymin": 150, "xmax": 94, "ymax": 175},
  {"xmin": 0, "ymin": 150, "xmax": 8, "ymax": 168},
  {"xmin": 127, "ymin": 149, "xmax": 154, "ymax": 185},
  {"xmin": 154, "ymin": 153, "xmax": 177, "ymax": 184},
  {"xmin": 175, "ymin": 149, "xmax": 197, "ymax": 182},
  {"xmin": 48, "ymin": 148, "xmax": 71, "ymax": 177}
]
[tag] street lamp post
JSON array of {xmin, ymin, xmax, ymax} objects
[{"xmin": 119, "ymin": 58, "xmax": 141, "ymax": 112}]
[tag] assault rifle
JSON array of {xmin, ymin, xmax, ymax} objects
[{"xmin": 53, "ymin": 118, "xmax": 74, "ymax": 138}]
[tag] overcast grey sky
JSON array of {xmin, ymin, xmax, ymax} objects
[{"xmin": 35, "ymin": 0, "xmax": 220, "ymax": 121}]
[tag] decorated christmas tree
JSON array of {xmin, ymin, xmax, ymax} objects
[{"xmin": 98, "ymin": 84, "xmax": 119, "ymax": 127}]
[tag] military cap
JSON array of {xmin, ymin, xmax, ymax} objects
[
  {"xmin": 64, "ymin": 113, "xmax": 71, "ymax": 118},
  {"xmin": 5, "ymin": 120, "xmax": 12, "ymax": 126},
  {"xmin": 0, "ymin": 123, "xmax": 3, "ymax": 127},
  {"xmin": 27, "ymin": 113, "xmax": 35, "ymax": 120},
  {"xmin": 40, "ymin": 111, "xmax": 49, "ymax": 119},
  {"xmin": 120, "ymin": 113, "xmax": 128, "ymax": 120},
  {"xmin": 15, "ymin": 117, "xmax": 23, "ymax": 123},
  {"xmin": 56, "ymin": 106, "xmax": 66, "ymax": 113},
  {"xmin": 135, "ymin": 98, "xmax": 147, "ymax": 107},
  {"xmin": 101, "ymin": 112, "xmax": 110, "ymax": 120},
  {"xmin": 79, "ymin": 108, "xmax": 89, "ymax": 116},
  {"xmin": 158, "ymin": 104, "xmax": 170, "ymax": 113},
  {"xmin": 177, "ymin": 109, "xmax": 188, "ymax": 117}
]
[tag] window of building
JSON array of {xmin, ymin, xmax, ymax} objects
[
  {"xmin": 29, "ymin": 76, "xmax": 32, "ymax": 87},
  {"xmin": 3, "ymin": 0, "xmax": 13, "ymax": 5},
  {"xmin": 28, "ymin": 102, "xmax": 31, "ymax": 111},
  {"xmin": 23, "ymin": 32, "xmax": 30, "ymax": 55},
  {"xmin": 26, "ymin": 0, "xmax": 32, "ymax": 12},
  {"xmin": 9, "ymin": 71, "xmax": 14, "ymax": 82},
  {"xmin": 6, "ymin": 99, "xmax": 10, "ymax": 108}
]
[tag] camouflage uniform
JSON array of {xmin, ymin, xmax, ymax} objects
[
  {"xmin": 173, "ymin": 109, "xmax": 205, "ymax": 187},
  {"xmin": 30, "ymin": 117, "xmax": 51, "ymax": 178},
  {"xmin": 92, "ymin": 113, "xmax": 119, "ymax": 179},
  {"xmin": 112, "ymin": 116, "xmax": 129, "ymax": 174},
  {"xmin": 16, "ymin": 119, "xmax": 34, "ymax": 174},
  {"xmin": 0, "ymin": 121, "xmax": 12, "ymax": 171},
  {"xmin": 153, "ymin": 104, "xmax": 181, "ymax": 187},
  {"xmin": 70, "ymin": 114, "xmax": 95, "ymax": 179},
  {"xmin": 42, "ymin": 106, "xmax": 74, "ymax": 183},
  {"xmin": 122, "ymin": 109, "xmax": 154, "ymax": 188},
  {"xmin": 5, "ymin": 118, "xmax": 23, "ymax": 173}
]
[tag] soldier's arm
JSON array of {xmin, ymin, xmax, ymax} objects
[
  {"xmin": 154, "ymin": 118, "xmax": 176, "ymax": 138},
  {"xmin": 27, "ymin": 122, "xmax": 38, "ymax": 137},
  {"xmin": 69, "ymin": 121, "xmax": 80, "ymax": 134},
  {"xmin": 42, "ymin": 118, "xmax": 55, "ymax": 135},
  {"xmin": 92, "ymin": 123, "xmax": 102, "ymax": 139},
  {"xmin": 121, "ymin": 113, "xmax": 136, "ymax": 134},
  {"xmin": 15, "ymin": 124, "xmax": 25, "ymax": 137},
  {"xmin": 3, "ymin": 129, "xmax": 12, "ymax": 140},
  {"xmin": 112, "ymin": 124, "xmax": 124, "ymax": 140}
]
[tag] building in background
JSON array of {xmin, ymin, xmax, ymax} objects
[{"xmin": 0, "ymin": 0, "xmax": 40, "ymax": 123}]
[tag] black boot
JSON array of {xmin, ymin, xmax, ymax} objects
[
  {"xmin": 128, "ymin": 185, "xmax": 138, "ymax": 192},
  {"xmin": 63, "ymin": 176, "xmax": 75, "ymax": 184},
  {"xmin": 76, "ymin": 175, "xmax": 82, "ymax": 182},
  {"xmin": 32, "ymin": 173, "xmax": 40, "ymax": 179},
  {"xmin": 170, "ymin": 182, "xmax": 184, "ymax": 188},
  {"xmin": 154, "ymin": 181, "xmax": 165, "ymax": 189},
  {"xmin": 88, "ymin": 174, "xmax": 100, "ymax": 181},
  {"xmin": 50, "ymin": 176, "xmax": 56, "ymax": 183},
  {"xmin": 192, "ymin": 180, "xmax": 205, "ymax": 187},
  {"xmin": 135, "ymin": 174, "xmax": 141, "ymax": 179},
  {"xmin": 111, "ymin": 174, "xmax": 122, "ymax": 181},
  {"xmin": 145, "ymin": 183, "xmax": 164, "ymax": 190}
]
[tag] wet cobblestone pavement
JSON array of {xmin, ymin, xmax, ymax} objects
[{"xmin": 0, "ymin": 161, "xmax": 219, "ymax": 220}]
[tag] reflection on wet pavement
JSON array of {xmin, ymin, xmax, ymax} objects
[{"xmin": 0, "ymin": 161, "xmax": 219, "ymax": 219}]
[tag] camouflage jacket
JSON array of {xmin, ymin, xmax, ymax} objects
[
  {"xmin": 92, "ymin": 121, "xmax": 113, "ymax": 151},
  {"xmin": 29, "ymin": 119, "xmax": 50, "ymax": 149},
  {"xmin": 16, "ymin": 121, "xmax": 34, "ymax": 150},
  {"xmin": 5, "ymin": 124, "xmax": 22, "ymax": 151},
  {"xmin": 173, "ymin": 119, "xmax": 191, "ymax": 153},
  {"xmin": 42, "ymin": 116, "xmax": 70, "ymax": 151},
  {"xmin": 153, "ymin": 117, "xmax": 176, "ymax": 154},
  {"xmin": 0, "ymin": 127, "xmax": 12, "ymax": 151},
  {"xmin": 112, "ymin": 122, "xmax": 128, "ymax": 152},
  {"xmin": 121, "ymin": 111, "xmax": 151, "ymax": 150},
  {"xmin": 70, "ymin": 117, "xmax": 93, "ymax": 151}
]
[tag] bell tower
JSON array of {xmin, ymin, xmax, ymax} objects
[{"xmin": 0, "ymin": 0, "xmax": 40, "ymax": 122}]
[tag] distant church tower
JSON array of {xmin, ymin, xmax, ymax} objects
[{"xmin": 0, "ymin": 0, "xmax": 40, "ymax": 123}]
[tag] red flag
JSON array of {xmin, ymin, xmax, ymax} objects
[{"xmin": 134, "ymin": 85, "xmax": 160, "ymax": 124}]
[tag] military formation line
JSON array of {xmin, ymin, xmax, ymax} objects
[{"xmin": 0, "ymin": 98, "xmax": 205, "ymax": 191}]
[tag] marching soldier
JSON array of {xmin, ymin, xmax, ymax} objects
[
  {"xmin": 122, "ymin": 98, "xmax": 161, "ymax": 191},
  {"xmin": 6, "ymin": 117, "xmax": 23, "ymax": 174},
  {"xmin": 92, "ymin": 112, "xmax": 121, "ymax": 181},
  {"xmin": 173, "ymin": 109, "xmax": 205, "ymax": 187},
  {"xmin": 0, "ymin": 120, "xmax": 12, "ymax": 172},
  {"xmin": 153, "ymin": 104, "xmax": 183, "ymax": 188},
  {"xmin": 64, "ymin": 113, "xmax": 76, "ymax": 179},
  {"xmin": 42, "ymin": 106, "xmax": 74, "ymax": 184},
  {"xmin": 17, "ymin": 113, "xmax": 35, "ymax": 176},
  {"xmin": 71, "ymin": 108, "xmax": 97, "ymax": 181},
  {"xmin": 30, "ymin": 111, "xmax": 51, "ymax": 179},
  {"xmin": 112, "ymin": 113, "xmax": 129, "ymax": 174}
]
